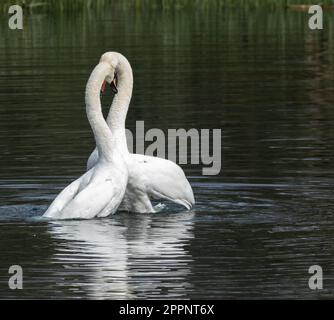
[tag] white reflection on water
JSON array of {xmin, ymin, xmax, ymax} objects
[{"xmin": 47, "ymin": 212, "xmax": 194, "ymax": 299}]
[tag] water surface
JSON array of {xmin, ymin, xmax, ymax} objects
[{"xmin": 0, "ymin": 7, "xmax": 334, "ymax": 299}]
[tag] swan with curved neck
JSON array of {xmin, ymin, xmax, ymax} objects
[
  {"xmin": 44, "ymin": 53, "xmax": 129, "ymax": 219},
  {"xmin": 87, "ymin": 52, "xmax": 195, "ymax": 213}
]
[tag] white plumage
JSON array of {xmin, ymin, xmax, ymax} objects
[
  {"xmin": 87, "ymin": 52, "xmax": 195, "ymax": 213},
  {"xmin": 44, "ymin": 53, "xmax": 129, "ymax": 219},
  {"xmin": 87, "ymin": 151, "xmax": 195, "ymax": 213},
  {"xmin": 44, "ymin": 52, "xmax": 195, "ymax": 219}
]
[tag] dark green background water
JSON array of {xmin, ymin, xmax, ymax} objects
[{"xmin": 0, "ymin": 6, "xmax": 334, "ymax": 298}]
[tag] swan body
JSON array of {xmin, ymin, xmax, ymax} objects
[
  {"xmin": 87, "ymin": 150, "xmax": 195, "ymax": 213},
  {"xmin": 86, "ymin": 52, "xmax": 195, "ymax": 213},
  {"xmin": 44, "ymin": 53, "xmax": 129, "ymax": 219}
]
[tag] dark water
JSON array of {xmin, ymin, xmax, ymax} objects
[{"xmin": 1, "ymin": 7, "xmax": 334, "ymax": 299}]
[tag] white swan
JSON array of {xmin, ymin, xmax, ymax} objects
[
  {"xmin": 44, "ymin": 53, "xmax": 129, "ymax": 219},
  {"xmin": 87, "ymin": 52, "xmax": 195, "ymax": 213}
]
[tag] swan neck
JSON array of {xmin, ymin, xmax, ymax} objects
[
  {"xmin": 107, "ymin": 61, "xmax": 133, "ymax": 153},
  {"xmin": 85, "ymin": 62, "xmax": 114, "ymax": 160}
]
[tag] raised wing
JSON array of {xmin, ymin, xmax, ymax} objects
[
  {"xmin": 58, "ymin": 177, "xmax": 123, "ymax": 219},
  {"xmin": 44, "ymin": 166, "xmax": 125, "ymax": 219},
  {"xmin": 43, "ymin": 173, "xmax": 87, "ymax": 218}
]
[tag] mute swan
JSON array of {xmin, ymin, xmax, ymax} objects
[
  {"xmin": 44, "ymin": 53, "xmax": 128, "ymax": 219},
  {"xmin": 87, "ymin": 52, "xmax": 195, "ymax": 213}
]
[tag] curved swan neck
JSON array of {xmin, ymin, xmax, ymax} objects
[
  {"xmin": 106, "ymin": 57, "xmax": 133, "ymax": 153},
  {"xmin": 85, "ymin": 62, "xmax": 115, "ymax": 161}
]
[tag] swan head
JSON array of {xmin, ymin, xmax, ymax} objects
[
  {"xmin": 100, "ymin": 52, "xmax": 118, "ymax": 94},
  {"xmin": 99, "ymin": 52, "xmax": 126, "ymax": 94}
]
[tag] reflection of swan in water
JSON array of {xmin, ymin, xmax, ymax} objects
[{"xmin": 47, "ymin": 211, "xmax": 194, "ymax": 299}]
